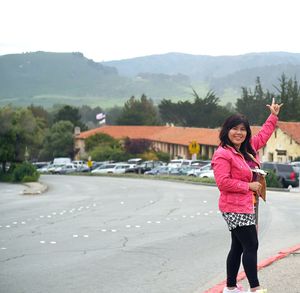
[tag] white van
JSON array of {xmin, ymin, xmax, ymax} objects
[{"xmin": 53, "ymin": 157, "xmax": 71, "ymax": 165}]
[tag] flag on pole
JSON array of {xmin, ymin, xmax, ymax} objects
[{"xmin": 96, "ymin": 113, "xmax": 106, "ymax": 120}]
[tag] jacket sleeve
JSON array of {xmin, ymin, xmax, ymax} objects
[
  {"xmin": 251, "ymin": 114, "xmax": 278, "ymax": 151},
  {"xmin": 212, "ymin": 151, "xmax": 250, "ymax": 194}
]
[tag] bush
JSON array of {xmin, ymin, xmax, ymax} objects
[
  {"xmin": 140, "ymin": 151, "xmax": 158, "ymax": 161},
  {"xmin": 11, "ymin": 162, "xmax": 40, "ymax": 183},
  {"xmin": 265, "ymin": 169, "xmax": 282, "ymax": 188},
  {"xmin": 155, "ymin": 151, "xmax": 170, "ymax": 162},
  {"xmin": 0, "ymin": 171, "xmax": 13, "ymax": 182},
  {"xmin": 90, "ymin": 145, "xmax": 130, "ymax": 162}
]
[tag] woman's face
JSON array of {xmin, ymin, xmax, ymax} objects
[{"xmin": 228, "ymin": 123, "xmax": 247, "ymax": 148}]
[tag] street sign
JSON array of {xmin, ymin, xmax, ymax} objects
[{"xmin": 188, "ymin": 141, "xmax": 200, "ymax": 155}]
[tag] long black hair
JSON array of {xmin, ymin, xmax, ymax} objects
[{"xmin": 219, "ymin": 114, "xmax": 256, "ymax": 161}]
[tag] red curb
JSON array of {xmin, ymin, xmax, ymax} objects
[{"xmin": 203, "ymin": 243, "xmax": 300, "ymax": 293}]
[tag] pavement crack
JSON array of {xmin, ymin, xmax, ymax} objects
[
  {"xmin": 135, "ymin": 199, "xmax": 161, "ymax": 211},
  {"xmin": 166, "ymin": 207, "xmax": 179, "ymax": 216},
  {"xmin": 122, "ymin": 236, "xmax": 129, "ymax": 247},
  {"xmin": 1, "ymin": 254, "xmax": 26, "ymax": 262}
]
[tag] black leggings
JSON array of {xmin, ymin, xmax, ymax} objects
[{"xmin": 226, "ymin": 225, "xmax": 260, "ymax": 289}]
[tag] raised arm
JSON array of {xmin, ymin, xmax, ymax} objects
[{"xmin": 251, "ymin": 98, "xmax": 283, "ymax": 151}]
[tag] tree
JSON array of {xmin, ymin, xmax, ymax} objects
[
  {"xmin": 79, "ymin": 105, "xmax": 104, "ymax": 128},
  {"xmin": 159, "ymin": 90, "xmax": 232, "ymax": 128},
  {"xmin": 235, "ymin": 77, "xmax": 271, "ymax": 125},
  {"xmin": 39, "ymin": 121, "xmax": 74, "ymax": 160},
  {"xmin": 85, "ymin": 133, "xmax": 119, "ymax": 152},
  {"xmin": 124, "ymin": 138, "xmax": 152, "ymax": 154},
  {"xmin": 0, "ymin": 107, "xmax": 42, "ymax": 171},
  {"xmin": 53, "ymin": 105, "xmax": 87, "ymax": 131},
  {"xmin": 105, "ymin": 106, "xmax": 123, "ymax": 125},
  {"xmin": 117, "ymin": 94, "xmax": 160, "ymax": 125},
  {"xmin": 274, "ymin": 74, "xmax": 300, "ymax": 121}
]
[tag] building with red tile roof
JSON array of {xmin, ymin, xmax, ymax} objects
[
  {"xmin": 75, "ymin": 124, "xmax": 260, "ymax": 160},
  {"xmin": 74, "ymin": 121, "xmax": 300, "ymax": 162}
]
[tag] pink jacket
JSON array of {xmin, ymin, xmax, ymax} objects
[{"xmin": 212, "ymin": 114, "xmax": 278, "ymax": 214}]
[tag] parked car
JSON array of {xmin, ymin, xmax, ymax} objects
[
  {"xmin": 167, "ymin": 159, "xmax": 192, "ymax": 168},
  {"xmin": 36, "ymin": 164, "xmax": 52, "ymax": 173},
  {"xmin": 90, "ymin": 161, "xmax": 111, "ymax": 171},
  {"xmin": 290, "ymin": 161, "xmax": 300, "ymax": 174},
  {"xmin": 72, "ymin": 160, "xmax": 86, "ymax": 169},
  {"xmin": 91, "ymin": 163, "xmax": 130, "ymax": 174},
  {"xmin": 169, "ymin": 166, "xmax": 193, "ymax": 176},
  {"xmin": 125, "ymin": 160, "xmax": 165, "ymax": 174},
  {"xmin": 197, "ymin": 163, "xmax": 214, "ymax": 178},
  {"xmin": 57, "ymin": 163, "xmax": 77, "ymax": 174},
  {"xmin": 261, "ymin": 162, "xmax": 299, "ymax": 188},
  {"xmin": 127, "ymin": 158, "xmax": 143, "ymax": 168},
  {"xmin": 76, "ymin": 164, "xmax": 91, "ymax": 172},
  {"xmin": 186, "ymin": 165, "xmax": 205, "ymax": 176},
  {"xmin": 53, "ymin": 157, "xmax": 71, "ymax": 165},
  {"xmin": 190, "ymin": 160, "xmax": 211, "ymax": 167},
  {"xmin": 144, "ymin": 166, "xmax": 170, "ymax": 175},
  {"xmin": 32, "ymin": 162, "xmax": 50, "ymax": 169}
]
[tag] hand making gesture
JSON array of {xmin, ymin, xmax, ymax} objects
[{"xmin": 266, "ymin": 97, "xmax": 283, "ymax": 116}]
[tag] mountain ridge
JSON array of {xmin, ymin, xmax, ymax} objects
[{"xmin": 1, "ymin": 51, "xmax": 300, "ymax": 108}]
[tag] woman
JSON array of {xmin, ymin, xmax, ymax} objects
[{"xmin": 212, "ymin": 98, "xmax": 283, "ymax": 293}]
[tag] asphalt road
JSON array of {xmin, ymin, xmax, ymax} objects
[{"xmin": 0, "ymin": 175, "xmax": 299, "ymax": 293}]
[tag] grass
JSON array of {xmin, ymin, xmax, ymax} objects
[{"xmin": 44, "ymin": 171, "xmax": 216, "ymax": 185}]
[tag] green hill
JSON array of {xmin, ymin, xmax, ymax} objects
[{"xmin": 1, "ymin": 51, "xmax": 300, "ymax": 108}]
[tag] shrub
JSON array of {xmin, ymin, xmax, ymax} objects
[
  {"xmin": 90, "ymin": 145, "xmax": 130, "ymax": 162},
  {"xmin": 11, "ymin": 162, "xmax": 40, "ymax": 183},
  {"xmin": 140, "ymin": 151, "xmax": 158, "ymax": 161},
  {"xmin": 155, "ymin": 151, "xmax": 170, "ymax": 162},
  {"xmin": 265, "ymin": 169, "xmax": 282, "ymax": 188}
]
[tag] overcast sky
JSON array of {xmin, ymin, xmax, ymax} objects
[{"xmin": 1, "ymin": 0, "xmax": 300, "ymax": 62}]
